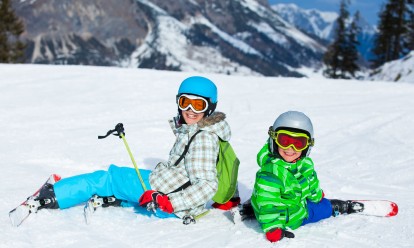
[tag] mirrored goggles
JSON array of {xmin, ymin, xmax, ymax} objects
[
  {"xmin": 177, "ymin": 94, "xmax": 209, "ymax": 113},
  {"xmin": 268, "ymin": 128, "xmax": 314, "ymax": 152}
]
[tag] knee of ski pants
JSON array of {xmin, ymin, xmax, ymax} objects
[
  {"xmin": 301, "ymin": 198, "xmax": 332, "ymax": 226},
  {"xmin": 107, "ymin": 165, "xmax": 152, "ymax": 202},
  {"xmin": 54, "ymin": 170, "xmax": 113, "ymax": 209}
]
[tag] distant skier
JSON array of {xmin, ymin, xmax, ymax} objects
[
  {"xmin": 246, "ymin": 111, "xmax": 369, "ymax": 243},
  {"xmin": 11, "ymin": 76, "xmax": 240, "ymax": 225}
]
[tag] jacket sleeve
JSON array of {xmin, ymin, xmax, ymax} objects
[
  {"xmin": 300, "ymin": 158, "xmax": 323, "ymax": 203},
  {"xmin": 168, "ymin": 131, "xmax": 219, "ymax": 212},
  {"xmin": 251, "ymin": 166, "xmax": 290, "ymax": 232}
]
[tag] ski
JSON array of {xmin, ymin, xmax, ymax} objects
[
  {"xmin": 349, "ymin": 200, "xmax": 398, "ymax": 217},
  {"xmin": 9, "ymin": 174, "xmax": 61, "ymax": 227},
  {"xmin": 83, "ymin": 195, "xmax": 97, "ymax": 224},
  {"xmin": 231, "ymin": 199, "xmax": 398, "ymax": 225}
]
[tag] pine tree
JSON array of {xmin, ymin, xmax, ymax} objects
[
  {"xmin": 372, "ymin": 4, "xmax": 394, "ymax": 67},
  {"xmin": 343, "ymin": 11, "xmax": 361, "ymax": 78},
  {"xmin": 323, "ymin": 0, "xmax": 349, "ymax": 79},
  {"xmin": 323, "ymin": 0, "xmax": 360, "ymax": 79},
  {"xmin": 406, "ymin": 0, "xmax": 414, "ymax": 50},
  {"xmin": 0, "ymin": 0, "xmax": 26, "ymax": 63},
  {"xmin": 372, "ymin": 0, "xmax": 413, "ymax": 67}
]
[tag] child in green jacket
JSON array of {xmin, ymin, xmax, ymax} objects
[{"xmin": 250, "ymin": 111, "xmax": 353, "ymax": 243}]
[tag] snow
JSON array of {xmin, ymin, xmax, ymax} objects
[
  {"xmin": 1, "ymin": 64, "xmax": 414, "ymax": 247},
  {"xmin": 248, "ymin": 21, "xmax": 289, "ymax": 46},
  {"xmin": 242, "ymin": 1, "xmax": 325, "ymax": 53},
  {"xmin": 190, "ymin": 16, "xmax": 262, "ymax": 57},
  {"xmin": 272, "ymin": 3, "xmax": 338, "ymax": 41},
  {"xmin": 368, "ymin": 51, "xmax": 414, "ymax": 83},
  {"xmin": 277, "ymin": 25, "xmax": 325, "ymax": 52}
]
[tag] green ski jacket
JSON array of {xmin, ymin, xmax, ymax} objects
[{"xmin": 251, "ymin": 142, "xmax": 323, "ymax": 232}]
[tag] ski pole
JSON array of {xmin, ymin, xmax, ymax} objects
[{"xmin": 98, "ymin": 123, "xmax": 147, "ymax": 191}]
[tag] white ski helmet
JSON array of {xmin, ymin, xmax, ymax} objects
[{"xmin": 269, "ymin": 111, "xmax": 314, "ymax": 157}]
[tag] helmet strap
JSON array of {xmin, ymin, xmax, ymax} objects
[
  {"xmin": 177, "ymin": 109, "xmax": 185, "ymax": 125},
  {"xmin": 205, "ymin": 102, "xmax": 217, "ymax": 117}
]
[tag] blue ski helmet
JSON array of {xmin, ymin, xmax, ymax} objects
[
  {"xmin": 178, "ymin": 76, "xmax": 218, "ymax": 103},
  {"xmin": 177, "ymin": 76, "xmax": 218, "ymax": 118}
]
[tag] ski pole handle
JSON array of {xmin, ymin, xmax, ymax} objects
[{"xmin": 98, "ymin": 123, "xmax": 125, "ymax": 139}]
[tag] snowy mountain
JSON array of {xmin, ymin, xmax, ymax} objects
[
  {"xmin": 368, "ymin": 51, "xmax": 414, "ymax": 83},
  {"xmin": 1, "ymin": 64, "xmax": 414, "ymax": 247},
  {"xmin": 272, "ymin": 3, "xmax": 377, "ymax": 62},
  {"xmin": 12, "ymin": 0, "xmax": 326, "ymax": 77},
  {"xmin": 271, "ymin": 3, "xmax": 337, "ymax": 41}
]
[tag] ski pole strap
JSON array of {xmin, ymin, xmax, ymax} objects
[{"xmin": 182, "ymin": 215, "xmax": 196, "ymax": 225}]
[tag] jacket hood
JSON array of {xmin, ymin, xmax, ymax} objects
[{"xmin": 198, "ymin": 111, "xmax": 231, "ymax": 142}]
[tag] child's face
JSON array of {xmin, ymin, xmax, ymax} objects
[
  {"xmin": 182, "ymin": 109, "xmax": 204, "ymax": 125},
  {"xmin": 278, "ymin": 146, "xmax": 302, "ymax": 162}
]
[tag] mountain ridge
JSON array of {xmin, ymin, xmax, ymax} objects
[
  {"xmin": 272, "ymin": 3, "xmax": 377, "ymax": 63},
  {"xmin": 12, "ymin": 0, "xmax": 325, "ymax": 77}
]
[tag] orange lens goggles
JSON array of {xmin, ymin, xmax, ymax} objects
[{"xmin": 178, "ymin": 94, "xmax": 209, "ymax": 113}]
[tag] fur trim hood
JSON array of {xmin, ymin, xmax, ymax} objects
[
  {"xmin": 197, "ymin": 111, "xmax": 226, "ymax": 128},
  {"xmin": 169, "ymin": 111, "xmax": 231, "ymax": 142}
]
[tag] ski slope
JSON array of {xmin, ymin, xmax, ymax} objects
[{"xmin": 1, "ymin": 64, "xmax": 413, "ymax": 248}]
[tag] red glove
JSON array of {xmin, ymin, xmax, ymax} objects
[
  {"xmin": 212, "ymin": 197, "xmax": 241, "ymax": 210},
  {"xmin": 139, "ymin": 190, "xmax": 174, "ymax": 214},
  {"xmin": 266, "ymin": 228, "xmax": 295, "ymax": 243}
]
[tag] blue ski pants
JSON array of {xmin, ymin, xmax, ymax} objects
[
  {"xmin": 54, "ymin": 164, "xmax": 150, "ymax": 209},
  {"xmin": 301, "ymin": 198, "xmax": 332, "ymax": 226},
  {"xmin": 53, "ymin": 164, "xmax": 175, "ymax": 218}
]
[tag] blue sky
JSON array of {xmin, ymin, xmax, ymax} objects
[{"xmin": 268, "ymin": 0, "xmax": 387, "ymax": 25}]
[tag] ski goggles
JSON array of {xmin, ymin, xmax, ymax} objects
[
  {"xmin": 177, "ymin": 94, "xmax": 209, "ymax": 113},
  {"xmin": 268, "ymin": 128, "xmax": 314, "ymax": 152}
]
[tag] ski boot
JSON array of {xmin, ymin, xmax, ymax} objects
[
  {"xmin": 84, "ymin": 195, "xmax": 124, "ymax": 224},
  {"xmin": 330, "ymin": 199, "xmax": 364, "ymax": 217},
  {"xmin": 27, "ymin": 183, "xmax": 59, "ymax": 213},
  {"xmin": 86, "ymin": 195, "xmax": 123, "ymax": 211},
  {"xmin": 9, "ymin": 174, "xmax": 61, "ymax": 227}
]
